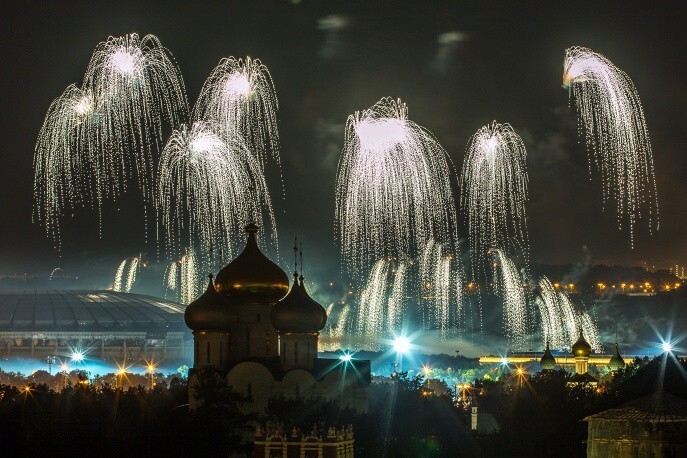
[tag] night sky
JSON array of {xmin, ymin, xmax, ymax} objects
[{"xmin": 2, "ymin": 1, "xmax": 686, "ymax": 283}]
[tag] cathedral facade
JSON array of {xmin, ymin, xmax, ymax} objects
[{"xmin": 184, "ymin": 225, "xmax": 370, "ymax": 413}]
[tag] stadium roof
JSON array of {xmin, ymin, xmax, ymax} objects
[{"xmin": 0, "ymin": 291, "xmax": 188, "ymax": 333}]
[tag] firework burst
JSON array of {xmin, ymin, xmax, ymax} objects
[
  {"xmin": 564, "ymin": 46, "xmax": 658, "ymax": 246},
  {"xmin": 194, "ymin": 57, "xmax": 280, "ymax": 171},
  {"xmin": 157, "ymin": 121, "xmax": 277, "ymax": 264},
  {"xmin": 34, "ymin": 33, "xmax": 187, "ymax": 247},
  {"xmin": 335, "ymin": 97, "xmax": 458, "ymax": 278},
  {"xmin": 460, "ymin": 121, "xmax": 529, "ymax": 277}
]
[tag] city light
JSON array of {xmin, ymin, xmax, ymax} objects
[
  {"xmin": 70, "ymin": 350, "xmax": 84, "ymax": 362},
  {"xmin": 392, "ymin": 336, "xmax": 411, "ymax": 354}
]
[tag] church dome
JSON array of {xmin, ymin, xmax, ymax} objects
[
  {"xmin": 271, "ymin": 274, "xmax": 327, "ymax": 333},
  {"xmin": 540, "ymin": 341, "xmax": 556, "ymax": 370},
  {"xmin": 214, "ymin": 224, "xmax": 289, "ymax": 303},
  {"xmin": 607, "ymin": 342, "xmax": 625, "ymax": 371},
  {"xmin": 185, "ymin": 274, "xmax": 234, "ymax": 331},
  {"xmin": 572, "ymin": 332, "xmax": 592, "ymax": 358}
]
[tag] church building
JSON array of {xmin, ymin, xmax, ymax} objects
[{"xmin": 184, "ymin": 225, "xmax": 370, "ymax": 413}]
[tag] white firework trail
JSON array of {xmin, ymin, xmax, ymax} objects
[
  {"xmin": 435, "ymin": 255, "xmax": 452, "ymax": 337},
  {"xmin": 157, "ymin": 121, "xmax": 277, "ymax": 264},
  {"xmin": 83, "ymin": 33, "xmax": 187, "ymax": 200},
  {"xmin": 335, "ymin": 97, "xmax": 458, "ymax": 278},
  {"xmin": 577, "ymin": 310, "xmax": 603, "ymax": 353},
  {"xmin": 164, "ymin": 261, "xmax": 179, "ymax": 293},
  {"xmin": 179, "ymin": 250, "xmax": 199, "ymax": 305},
  {"xmin": 564, "ymin": 46, "xmax": 659, "ymax": 246},
  {"xmin": 387, "ymin": 262, "xmax": 407, "ymax": 333},
  {"xmin": 493, "ymin": 249, "xmax": 528, "ymax": 350},
  {"xmin": 34, "ymin": 85, "xmax": 99, "ymax": 247},
  {"xmin": 419, "ymin": 239, "xmax": 443, "ymax": 328},
  {"xmin": 113, "ymin": 257, "xmax": 139, "ymax": 293},
  {"xmin": 537, "ymin": 277, "xmax": 567, "ymax": 350},
  {"xmin": 537, "ymin": 277, "xmax": 601, "ymax": 352},
  {"xmin": 194, "ymin": 56, "xmax": 280, "ymax": 171},
  {"xmin": 558, "ymin": 289, "xmax": 579, "ymax": 346},
  {"xmin": 460, "ymin": 121, "xmax": 529, "ymax": 277},
  {"xmin": 356, "ymin": 259, "xmax": 391, "ymax": 344}
]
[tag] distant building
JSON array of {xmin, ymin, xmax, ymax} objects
[
  {"xmin": 185, "ymin": 225, "xmax": 370, "ymax": 414},
  {"xmin": 567, "ymin": 332, "xmax": 599, "ymax": 387},
  {"xmin": 585, "ymin": 392, "xmax": 687, "ymax": 457},
  {"xmin": 0, "ymin": 290, "xmax": 189, "ymax": 363}
]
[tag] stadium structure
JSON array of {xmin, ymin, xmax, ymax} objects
[{"xmin": 0, "ymin": 290, "xmax": 190, "ymax": 367}]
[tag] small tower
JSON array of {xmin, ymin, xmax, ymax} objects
[
  {"xmin": 271, "ymin": 271, "xmax": 327, "ymax": 370},
  {"xmin": 607, "ymin": 336, "xmax": 625, "ymax": 372},
  {"xmin": 572, "ymin": 331, "xmax": 592, "ymax": 375},
  {"xmin": 184, "ymin": 274, "xmax": 235, "ymax": 370},
  {"xmin": 540, "ymin": 340, "xmax": 556, "ymax": 371}
]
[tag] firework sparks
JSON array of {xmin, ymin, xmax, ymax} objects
[
  {"xmin": 194, "ymin": 57, "xmax": 280, "ymax": 171},
  {"xmin": 113, "ymin": 257, "xmax": 140, "ymax": 293},
  {"xmin": 157, "ymin": 121, "xmax": 277, "ymax": 264},
  {"xmin": 493, "ymin": 249, "xmax": 529, "ymax": 350},
  {"xmin": 34, "ymin": 85, "xmax": 99, "ymax": 247},
  {"xmin": 460, "ymin": 121, "xmax": 529, "ymax": 277},
  {"xmin": 34, "ymin": 34, "xmax": 187, "ymax": 247},
  {"xmin": 564, "ymin": 46, "xmax": 658, "ymax": 246},
  {"xmin": 335, "ymin": 97, "xmax": 458, "ymax": 278}
]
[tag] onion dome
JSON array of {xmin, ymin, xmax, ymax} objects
[
  {"xmin": 572, "ymin": 332, "xmax": 592, "ymax": 358},
  {"xmin": 540, "ymin": 341, "xmax": 556, "ymax": 370},
  {"xmin": 270, "ymin": 274, "xmax": 327, "ymax": 333},
  {"xmin": 214, "ymin": 224, "xmax": 289, "ymax": 303},
  {"xmin": 607, "ymin": 342, "xmax": 625, "ymax": 371},
  {"xmin": 185, "ymin": 274, "xmax": 234, "ymax": 331}
]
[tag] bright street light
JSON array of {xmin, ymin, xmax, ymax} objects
[
  {"xmin": 392, "ymin": 336, "xmax": 411, "ymax": 354},
  {"xmin": 70, "ymin": 350, "xmax": 84, "ymax": 362}
]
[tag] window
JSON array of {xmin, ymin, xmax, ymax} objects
[
  {"xmin": 195, "ymin": 341, "xmax": 199, "ymax": 362},
  {"xmin": 295, "ymin": 342, "xmax": 299, "ymax": 365},
  {"xmin": 246, "ymin": 330, "xmax": 250, "ymax": 354},
  {"xmin": 206, "ymin": 341, "xmax": 210, "ymax": 363}
]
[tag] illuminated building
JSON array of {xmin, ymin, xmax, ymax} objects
[
  {"xmin": 0, "ymin": 291, "xmax": 189, "ymax": 363},
  {"xmin": 567, "ymin": 331, "xmax": 598, "ymax": 387},
  {"xmin": 253, "ymin": 424, "xmax": 354, "ymax": 457},
  {"xmin": 585, "ymin": 392, "xmax": 687, "ymax": 457},
  {"xmin": 186, "ymin": 225, "xmax": 370, "ymax": 414}
]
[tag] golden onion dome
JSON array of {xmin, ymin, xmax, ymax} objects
[
  {"xmin": 572, "ymin": 332, "xmax": 592, "ymax": 358},
  {"xmin": 271, "ymin": 274, "xmax": 327, "ymax": 333},
  {"xmin": 540, "ymin": 340, "xmax": 556, "ymax": 370},
  {"xmin": 214, "ymin": 224, "xmax": 289, "ymax": 303},
  {"xmin": 184, "ymin": 274, "xmax": 234, "ymax": 331}
]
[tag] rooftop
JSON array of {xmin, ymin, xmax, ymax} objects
[
  {"xmin": 0, "ymin": 290, "xmax": 187, "ymax": 333},
  {"xmin": 585, "ymin": 392, "xmax": 687, "ymax": 423}
]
